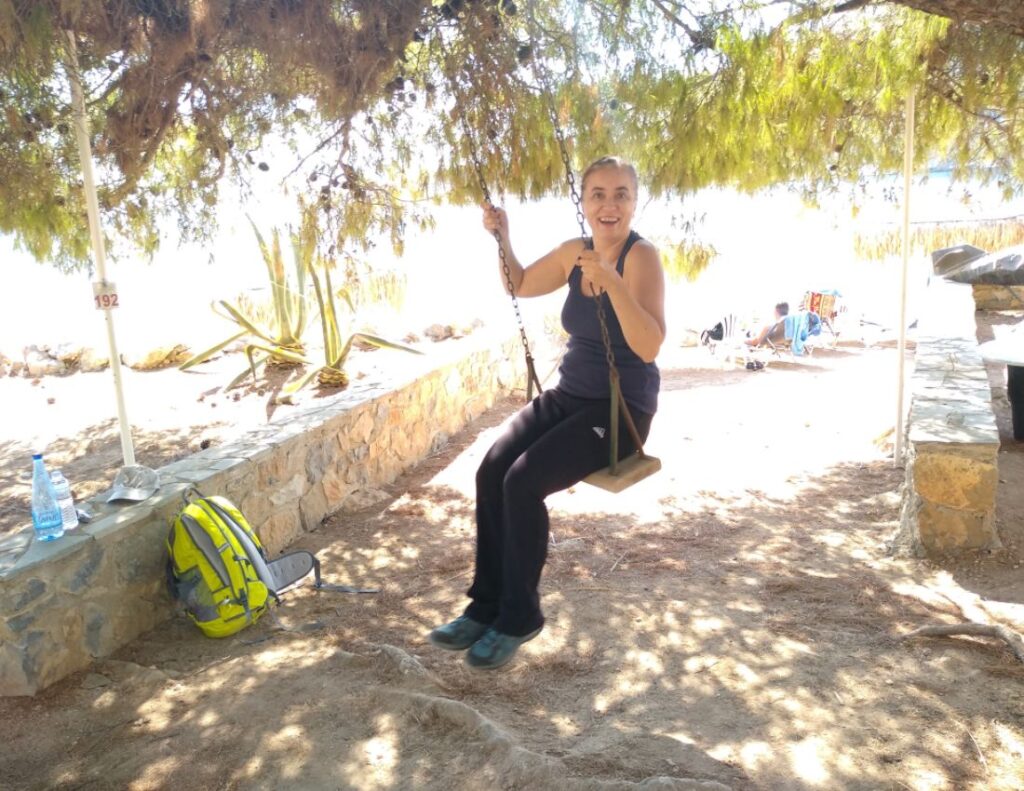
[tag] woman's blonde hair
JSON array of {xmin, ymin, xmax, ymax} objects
[{"xmin": 581, "ymin": 156, "xmax": 639, "ymax": 192}]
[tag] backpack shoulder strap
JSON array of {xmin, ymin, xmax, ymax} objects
[{"xmin": 179, "ymin": 511, "xmax": 233, "ymax": 591}]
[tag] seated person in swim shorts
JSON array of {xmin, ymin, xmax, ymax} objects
[{"xmin": 745, "ymin": 301, "xmax": 789, "ymax": 347}]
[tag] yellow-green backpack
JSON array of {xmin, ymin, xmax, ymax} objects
[{"xmin": 166, "ymin": 488, "xmax": 343, "ymax": 638}]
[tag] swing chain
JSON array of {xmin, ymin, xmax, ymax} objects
[
  {"xmin": 440, "ymin": 37, "xmax": 540, "ymax": 398},
  {"xmin": 525, "ymin": 2, "xmax": 648, "ymax": 465}
]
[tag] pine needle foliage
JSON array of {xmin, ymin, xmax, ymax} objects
[{"xmin": 2, "ymin": 1, "xmax": 1024, "ymax": 270}]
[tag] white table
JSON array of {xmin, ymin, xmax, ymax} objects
[{"xmin": 979, "ymin": 332, "xmax": 1024, "ymax": 440}]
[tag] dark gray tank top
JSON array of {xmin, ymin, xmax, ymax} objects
[{"xmin": 558, "ymin": 231, "xmax": 660, "ymax": 416}]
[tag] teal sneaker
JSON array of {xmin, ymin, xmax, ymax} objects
[
  {"xmin": 465, "ymin": 626, "xmax": 542, "ymax": 670},
  {"xmin": 428, "ymin": 615, "xmax": 490, "ymax": 651}
]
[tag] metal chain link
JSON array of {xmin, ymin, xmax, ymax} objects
[
  {"xmin": 525, "ymin": 0, "xmax": 647, "ymax": 460},
  {"xmin": 526, "ymin": 6, "xmax": 618, "ymax": 384},
  {"xmin": 439, "ymin": 34, "xmax": 540, "ymax": 396}
]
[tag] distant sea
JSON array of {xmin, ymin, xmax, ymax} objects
[{"xmin": 4, "ymin": 170, "xmax": 1023, "ymax": 358}]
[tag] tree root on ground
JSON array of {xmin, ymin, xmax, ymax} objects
[{"xmin": 901, "ymin": 622, "xmax": 1024, "ymax": 663}]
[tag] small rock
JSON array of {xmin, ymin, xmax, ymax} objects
[
  {"xmin": 52, "ymin": 343, "xmax": 84, "ymax": 368},
  {"xmin": 122, "ymin": 344, "xmax": 190, "ymax": 371},
  {"xmin": 81, "ymin": 673, "xmax": 112, "ymax": 689},
  {"xmin": 424, "ymin": 323, "xmax": 454, "ymax": 342},
  {"xmin": 24, "ymin": 346, "xmax": 65, "ymax": 377},
  {"xmin": 79, "ymin": 347, "xmax": 110, "ymax": 372}
]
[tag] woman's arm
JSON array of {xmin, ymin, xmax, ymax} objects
[
  {"xmin": 579, "ymin": 240, "xmax": 666, "ymax": 363},
  {"xmin": 483, "ymin": 206, "xmax": 574, "ymax": 297}
]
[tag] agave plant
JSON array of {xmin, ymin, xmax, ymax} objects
[
  {"xmin": 278, "ymin": 249, "xmax": 423, "ymax": 400},
  {"xmin": 179, "ymin": 217, "xmax": 313, "ymax": 387}
]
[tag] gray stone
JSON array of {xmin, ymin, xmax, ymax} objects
[
  {"xmin": 340, "ymin": 487, "xmax": 392, "ymax": 513},
  {"xmin": 23, "ymin": 346, "xmax": 65, "ymax": 377},
  {"xmin": 7, "ymin": 611, "xmax": 36, "ymax": 634},
  {"xmin": 65, "ymin": 544, "xmax": 104, "ymax": 593},
  {"xmin": 85, "ymin": 610, "xmax": 109, "ymax": 657},
  {"xmin": 7, "ymin": 531, "xmax": 92, "ymax": 575},
  {"xmin": 0, "ymin": 577, "xmax": 46, "ymax": 615},
  {"xmin": 51, "ymin": 343, "xmax": 84, "ymax": 367},
  {"xmin": 0, "ymin": 641, "xmax": 32, "ymax": 696},
  {"xmin": 907, "ymin": 399, "xmax": 999, "ymax": 445},
  {"xmin": 0, "ymin": 528, "xmax": 34, "ymax": 576}
]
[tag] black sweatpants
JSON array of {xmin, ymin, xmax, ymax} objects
[{"xmin": 464, "ymin": 387, "xmax": 654, "ymax": 636}]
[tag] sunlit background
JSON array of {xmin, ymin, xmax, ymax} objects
[{"xmin": 4, "ymin": 169, "xmax": 1022, "ymax": 360}]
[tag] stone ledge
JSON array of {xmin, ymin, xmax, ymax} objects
[
  {"xmin": 895, "ymin": 278, "xmax": 1001, "ymax": 557},
  {"xmin": 1, "ymin": 329, "xmax": 548, "ymax": 696}
]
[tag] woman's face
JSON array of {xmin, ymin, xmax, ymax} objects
[{"xmin": 582, "ymin": 165, "xmax": 637, "ymax": 242}]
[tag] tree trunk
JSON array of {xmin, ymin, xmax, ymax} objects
[{"xmin": 891, "ymin": 0, "xmax": 1024, "ymax": 37}]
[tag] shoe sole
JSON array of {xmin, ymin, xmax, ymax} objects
[
  {"xmin": 427, "ymin": 632, "xmax": 481, "ymax": 651},
  {"xmin": 464, "ymin": 626, "xmax": 542, "ymax": 670}
]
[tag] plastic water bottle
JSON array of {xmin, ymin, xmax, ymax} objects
[
  {"xmin": 31, "ymin": 454, "xmax": 64, "ymax": 542},
  {"xmin": 50, "ymin": 470, "xmax": 79, "ymax": 531}
]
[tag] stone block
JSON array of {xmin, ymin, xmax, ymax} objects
[
  {"xmin": 322, "ymin": 468, "xmax": 354, "ymax": 507},
  {"xmin": 972, "ymin": 284, "xmax": 1024, "ymax": 311},
  {"xmin": 92, "ymin": 515, "xmax": 170, "ymax": 588},
  {"xmin": 0, "ymin": 576, "xmax": 48, "ymax": 616},
  {"xmin": 268, "ymin": 472, "xmax": 308, "ymax": 507},
  {"xmin": 913, "ymin": 451, "xmax": 999, "ymax": 511},
  {"xmin": 259, "ymin": 508, "xmax": 302, "ymax": 555},
  {"xmin": 81, "ymin": 593, "xmax": 167, "ymax": 657},
  {"xmin": 305, "ymin": 437, "xmax": 339, "ymax": 484},
  {"xmin": 299, "ymin": 482, "xmax": 329, "ymax": 531},
  {"xmin": 0, "ymin": 640, "xmax": 34, "ymax": 696},
  {"xmin": 217, "ymin": 461, "xmax": 257, "ymax": 505},
  {"xmin": 238, "ymin": 488, "xmax": 275, "ymax": 527},
  {"xmin": 917, "ymin": 501, "xmax": 998, "ymax": 553}
]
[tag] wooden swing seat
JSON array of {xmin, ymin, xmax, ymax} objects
[{"xmin": 583, "ymin": 453, "xmax": 662, "ymax": 493}]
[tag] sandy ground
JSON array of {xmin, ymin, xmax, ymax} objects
[{"xmin": 1, "ymin": 337, "xmax": 1023, "ymax": 790}]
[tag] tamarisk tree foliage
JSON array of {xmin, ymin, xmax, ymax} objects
[{"xmin": 1, "ymin": 0, "xmax": 1024, "ymax": 269}]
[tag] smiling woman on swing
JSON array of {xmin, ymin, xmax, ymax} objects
[{"xmin": 428, "ymin": 156, "xmax": 666, "ymax": 670}]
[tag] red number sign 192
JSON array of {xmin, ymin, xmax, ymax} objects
[
  {"xmin": 92, "ymin": 281, "xmax": 120, "ymax": 310},
  {"xmin": 94, "ymin": 293, "xmax": 119, "ymax": 309}
]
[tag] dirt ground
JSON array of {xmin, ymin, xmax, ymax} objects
[{"xmin": 1, "ymin": 335, "xmax": 1023, "ymax": 790}]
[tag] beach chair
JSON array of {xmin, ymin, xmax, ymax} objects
[
  {"xmin": 765, "ymin": 311, "xmax": 822, "ymax": 358},
  {"xmin": 704, "ymin": 313, "xmax": 753, "ymax": 366},
  {"xmin": 801, "ymin": 290, "xmax": 841, "ymax": 347}
]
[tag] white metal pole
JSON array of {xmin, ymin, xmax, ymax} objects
[
  {"xmin": 894, "ymin": 88, "xmax": 916, "ymax": 465},
  {"xmin": 65, "ymin": 31, "xmax": 136, "ymax": 467}
]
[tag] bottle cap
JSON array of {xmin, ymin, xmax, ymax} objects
[{"xmin": 32, "ymin": 453, "xmax": 42, "ymax": 460}]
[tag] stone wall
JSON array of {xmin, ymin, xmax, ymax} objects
[
  {"xmin": 971, "ymin": 284, "xmax": 1024, "ymax": 312},
  {"xmin": 895, "ymin": 279, "xmax": 1001, "ymax": 556},
  {"xmin": 0, "ymin": 331, "xmax": 541, "ymax": 696}
]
